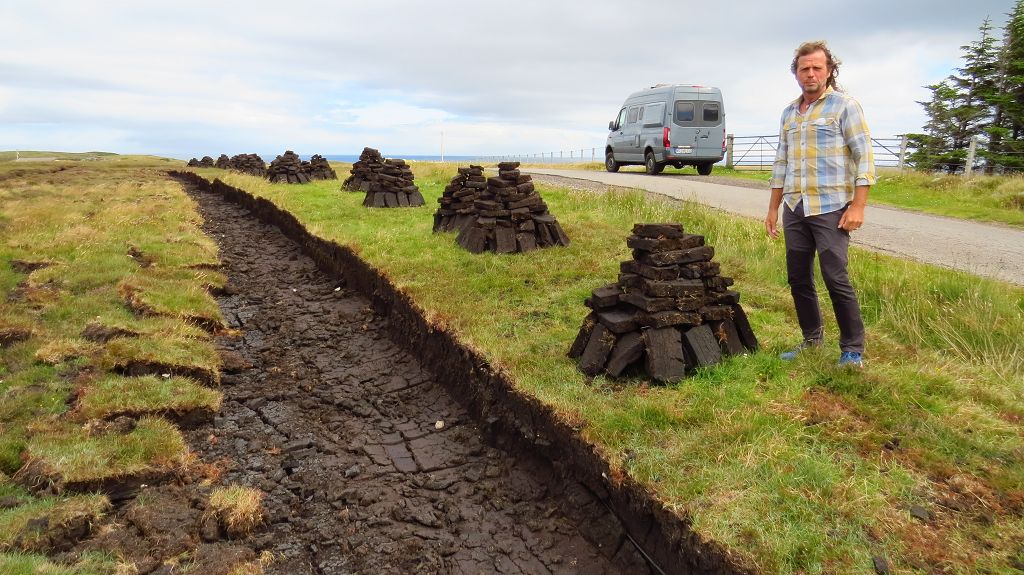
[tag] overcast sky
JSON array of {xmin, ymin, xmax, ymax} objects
[{"xmin": 0, "ymin": 0, "xmax": 1015, "ymax": 159}]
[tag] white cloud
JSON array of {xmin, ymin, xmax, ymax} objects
[
  {"xmin": 322, "ymin": 101, "xmax": 453, "ymax": 129},
  {"xmin": 0, "ymin": 0, "xmax": 1013, "ymax": 157}
]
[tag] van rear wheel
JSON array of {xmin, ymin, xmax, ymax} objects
[
  {"xmin": 605, "ymin": 152, "xmax": 620, "ymax": 173},
  {"xmin": 697, "ymin": 162, "xmax": 713, "ymax": 176},
  {"xmin": 645, "ymin": 152, "xmax": 663, "ymax": 175}
]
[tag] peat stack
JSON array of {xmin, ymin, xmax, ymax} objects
[
  {"xmin": 267, "ymin": 150, "xmax": 310, "ymax": 184},
  {"xmin": 362, "ymin": 158, "xmax": 425, "ymax": 208},
  {"xmin": 229, "ymin": 153, "xmax": 267, "ymax": 177},
  {"xmin": 342, "ymin": 147, "xmax": 385, "ymax": 191},
  {"xmin": 214, "ymin": 154, "xmax": 232, "ymax": 170},
  {"xmin": 568, "ymin": 223, "xmax": 758, "ymax": 382},
  {"xmin": 454, "ymin": 161, "xmax": 570, "ymax": 254},
  {"xmin": 306, "ymin": 154, "xmax": 337, "ymax": 181},
  {"xmin": 186, "ymin": 158, "xmax": 200, "ymax": 167},
  {"xmin": 433, "ymin": 165, "xmax": 486, "ymax": 233},
  {"xmin": 198, "ymin": 156, "xmax": 215, "ymax": 168}
]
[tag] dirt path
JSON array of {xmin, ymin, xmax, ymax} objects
[
  {"xmin": 184, "ymin": 181, "xmax": 651, "ymax": 574},
  {"xmin": 527, "ymin": 169, "xmax": 1024, "ymax": 286}
]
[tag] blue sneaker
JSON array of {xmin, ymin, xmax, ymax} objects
[
  {"xmin": 838, "ymin": 351, "xmax": 864, "ymax": 368},
  {"xmin": 779, "ymin": 340, "xmax": 821, "ymax": 361}
]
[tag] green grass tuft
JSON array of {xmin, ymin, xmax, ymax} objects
[
  {"xmin": 24, "ymin": 417, "xmax": 188, "ymax": 484},
  {"xmin": 75, "ymin": 374, "xmax": 222, "ymax": 420}
]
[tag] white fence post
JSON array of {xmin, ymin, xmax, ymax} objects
[
  {"xmin": 965, "ymin": 135, "xmax": 977, "ymax": 178},
  {"xmin": 725, "ymin": 134, "xmax": 734, "ymax": 169},
  {"xmin": 898, "ymin": 134, "xmax": 908, "ymax": 173}
]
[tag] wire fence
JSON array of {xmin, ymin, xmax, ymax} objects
[
  {"xmin": 482, "ymin": 134, "xmax": 1024, "ymax": 176},
  {"xmin": 727, "ymin": 135, "xmax": 908, "ymax": 170},
  {"xmin": 479, "ymin": 135, "xmax": 913, "ymax": 169}
]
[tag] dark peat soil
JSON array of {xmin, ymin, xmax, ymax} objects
[{"xmin": 179, "ymin": 182, "xmax": 653, "ymax": 574}]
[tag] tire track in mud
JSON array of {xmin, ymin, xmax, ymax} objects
[{"xmin": 184, "ymin": 181, "xmax": 654, "ymax": 574}]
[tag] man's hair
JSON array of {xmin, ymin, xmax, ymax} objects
[{"xmin": 790, "ymin": 40, "xmax": 841, "ymax": 90}]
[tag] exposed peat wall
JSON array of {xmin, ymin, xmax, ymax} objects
[{"xmin": 171, "ymin": 171, "xmax": 755, "ymax": 575}]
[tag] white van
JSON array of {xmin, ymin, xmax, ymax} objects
[{"xmin": 605, "ymin": 84, "xmax": 725, "ymax": 175}]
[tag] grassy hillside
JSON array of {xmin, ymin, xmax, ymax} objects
[{"xmin": 0, "ymin": 150, "xmax": 119, "ymax": 162}]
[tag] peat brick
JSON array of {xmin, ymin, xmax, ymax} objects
[
  {"xmin": 568, "ymin": 314, "xmax": 597, "ymax": 359},
  {"xmin": 699, "ymin": 305, "xmax": 733, "ymax": 321},
  {"xmin": 605, "ymin": 332, "xmax": 645, "ymax": 377},
  {"xmin": 710, "ymin": 320, "xmax": 745, "ymax": 356},
  {"xmin": 459, "ymin": 227, "xmax": 488, "ymax": 254},
  {"xmin": 632, "ymin": 223, "xmax": 684, "ymax": 239},
  {"xmin": 516, "ymin": 233, "xmax": 537, "ymax": 252},
  {"xmin": 643, "ymin": 327, "xmax": 686, "ymax": 382},
  {"xmin": 712, "ymin": 290, "xmax": 741, "ymax": 305},
  {"xmin": 626, "ymin": 233, "xmax": 705, "ymax": 253},
  {"xmin": 495, "ymin": 226, "xmax": 517, "ymax": 254},
  {"xmin": 703, "ymin": 276, "xmax": 734, "ymax": 290},
  {"xmin": 579, "ymin": 324, "xmax": 617, "ymax": 376},
  {"xmin": 620, "ymin": 260, "xmax": 679, "ymax": 281},
  {"xmin": 551, "ymin": 222, "xmax": 571, "ymax": 247},
  {"xmin": 597, "ymin": 309, "xmax": 639, "ymax": 334},
  {"xmin": 617, "ymin": 273, "xmax": 644, "ymax": 290},
  {"xmin": 620, "ymin": 291, "xmax": 678, "ymax": 313},
  {"xmin": 589, "ymin": 285, "xmax": 621, "ymax": 308},
  {"xmin": 641, "ymin": 278, "xmax": 705, "ymax": 298},
  {"xmin": 638, "ymin": 310, "xmax": 702, "ymax": 328},
  {"xmin": 730, "ymin": 304, "xmax": 758, "ymax": 351},
  {"xmin": 682, "ymin": 324, "xmax": 721, "ymax": 368},
  {"xmin": 636, "ymin": 245, "xmax": 715, "ymax": 267}
]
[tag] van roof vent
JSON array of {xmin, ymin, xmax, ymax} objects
[{"xmin": 649, "ymin": 83, "xmax": 672, "ymax": 88}]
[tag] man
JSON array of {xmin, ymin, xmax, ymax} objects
[{"xmin": 764, "ymin": 41, "xmax": 874, "ymax": 368}]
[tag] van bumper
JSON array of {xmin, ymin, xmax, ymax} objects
[{"xmin": 660, "ymin": 148, "xmax": 724, "ymax": 163}]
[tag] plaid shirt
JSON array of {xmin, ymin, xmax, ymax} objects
[{"xmin": 770, "ymin": 87, "xmax": 875, "ymax": 216}]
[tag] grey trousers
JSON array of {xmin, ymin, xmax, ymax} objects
[{"xmin": 782, "ymin": 202, "xmax": 865, "ymax": 353}]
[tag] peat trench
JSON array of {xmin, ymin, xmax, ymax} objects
[{"xmin": 169, "ymin": 172, "xmax": 745, "ymax": 574}]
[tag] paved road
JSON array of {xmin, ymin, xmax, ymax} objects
[{"xmin": 525, "ymin": 168, "xmax": 1024, "ymax": 286}]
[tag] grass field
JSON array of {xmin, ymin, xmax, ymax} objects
[
  {"xmin": 0, "ymin": 158, "xmax": 243, "ymax": 572},
  {"xmin": 204, "ymin": 162, "xmax": 1024, "ymax": 574},
  {"xmin": 3, "ymin": 154, "xmax": 1021, "ymax": 573}
]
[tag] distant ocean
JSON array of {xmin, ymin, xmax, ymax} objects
[{"xmin": 255, "ymin": 153, "xmax": 586, "ymax": 164}]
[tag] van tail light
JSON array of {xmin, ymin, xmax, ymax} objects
[{"xmin": 663, "ymin": 127, "xmax": 671, "ymax": 148}]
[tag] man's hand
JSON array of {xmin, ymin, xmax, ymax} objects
[
  {"xmin": 838, "ymin": 204, "xmax": 864, "ymax": 231},
  {"xmin": 766, "ymin": 188, "xmax": 784, "ymax": 239},
  {"xmin": 765, "ymin": 208, "xmax": 780, "ymax": 239},
  {"xmin": 839, "ymin": 185, "xmax": 870, "ymax": 232}
]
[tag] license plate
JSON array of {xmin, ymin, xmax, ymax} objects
[{"xmin": 675, "ymin": 147, "xmax": 693, "ymax": 154}]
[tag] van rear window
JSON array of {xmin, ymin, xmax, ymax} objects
[
  {"xmin": 703, "ymin": 103, "xmax": 720, "ymax": 123},
  {"xmin": 674, "ymin": 102, "xmax": 694, "ymax": 123}
]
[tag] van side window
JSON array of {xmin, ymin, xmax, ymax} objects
[
  {"xmin": 674, "ymin": 101, "xmax": 694, "ymax": 123},
  {"xmin": 643, "ymin": 102, "xmax": 666, "ymax": 126},
  {"xmin": 627, "ymin": 106, "xmax": 640, "ymax": 124},
  {"xmin": 703, "ymin": 102, "xmax": 720, "ymax": 123}
]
